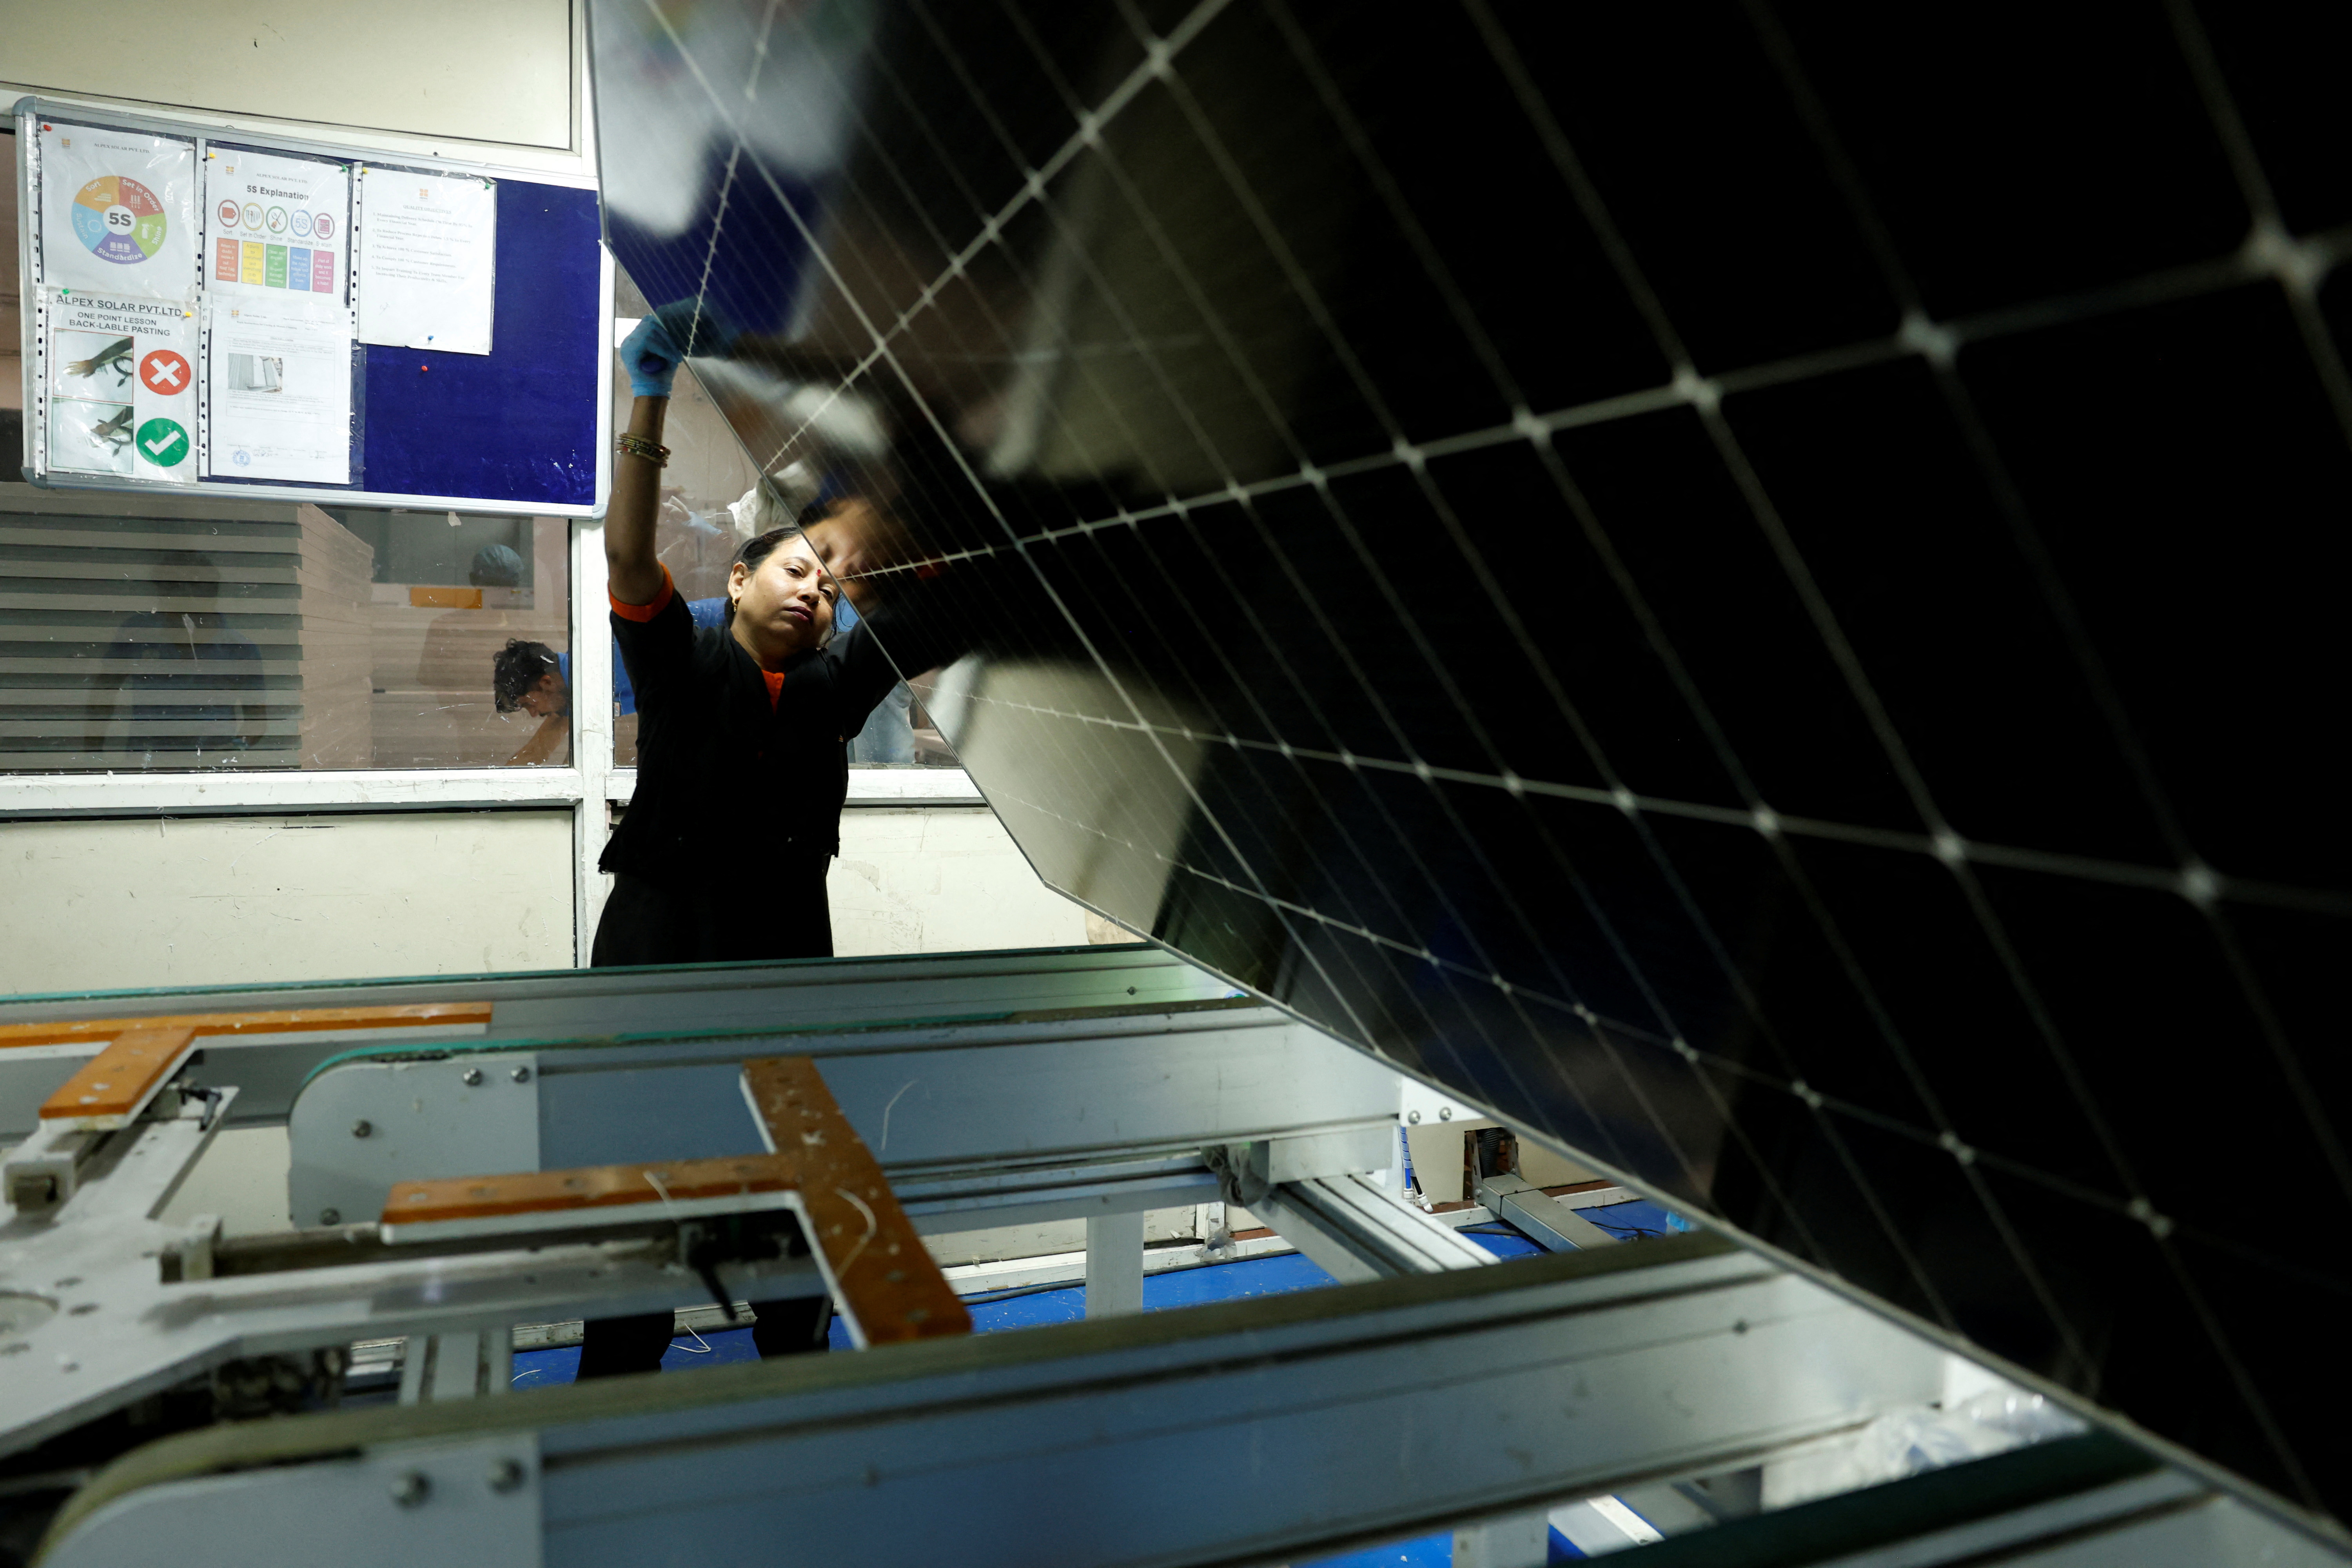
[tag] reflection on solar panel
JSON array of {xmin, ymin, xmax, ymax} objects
[{"xmin": 592, "ymin": 0, "xmax": 2350, "ymax": 1527}]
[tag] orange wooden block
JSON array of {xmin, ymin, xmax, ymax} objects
[
  {"xmin": 408, "ymin": 585, "xmax": 483, "ymax": 609},
  {"xmin": 38, "ymin": 1026, "xmax": 200, "ymax": 1129},
  {"xmin": 385, "ymin": 1154, "xmax": 797, "ymax": 1225},
  {"xmin": 383, "ymin": 1055, "xmax": 971, "ymax": 1347},
  {"xmin": 0, "ymin": 1002, "xmax": 492, "ymax": 1053},
  {"xmin": 741, "ymin": 1056, "xmax": 971, "ymax": 1344}
]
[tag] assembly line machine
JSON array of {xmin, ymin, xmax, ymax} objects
[{"xmin": 0, "ymin": 944, "xmax": 2339, "ymax": 1566}]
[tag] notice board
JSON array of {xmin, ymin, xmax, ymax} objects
[{"xmin": 12, "ymin": 99, "xmax": 612, "ymax": 517}]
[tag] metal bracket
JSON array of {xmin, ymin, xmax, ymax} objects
[
  {"xmin": 378, "ymin": 1056, "xmax": 969, "ymax": 1349},
  {"xmin": 3, "ymin": 1120, "xmax": 103, "ymax": 1215},
  {"xmin": 1252, "ymin": 1173, "xmax": 1496, "ymax": 1281},
  {"xmin": 288, "ymin": 1052, "xmax": 542, "ymax": 1229},
  {"xmin": 5, "ymin": 1056, "xmax": 231, "ymax": 1219},
  {"xmin": 1202, "ymin": 1140, "xmax": 1272, "ymax": 1207},
  {"xmin": 1476, "ymin": 1174, "xmax": 1622, "ymax": 1252},
  {"xmin": 1204, "ymin": 1125, "xmax": 1396, "ymax": 1209}
]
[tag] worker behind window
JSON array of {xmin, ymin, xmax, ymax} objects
[{"xmin": 491, "ymin": 638, "xmax": 572, "ymax": 766}]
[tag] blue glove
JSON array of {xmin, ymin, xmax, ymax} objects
[{"xmin": 620, "ymin": 300, "xmax": 733, "ymax": 399}]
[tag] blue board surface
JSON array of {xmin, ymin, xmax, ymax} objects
[{"xmin": 357, "ymin": 176, "xmax": 603, "ymax": 508}]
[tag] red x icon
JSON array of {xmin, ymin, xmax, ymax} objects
[{"xmin": 140, "ymin": 350, "xmax": 191, "ymax": 395}]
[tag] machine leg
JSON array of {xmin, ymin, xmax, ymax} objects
[
  {"xmin": 399, "ymin": 1330, "xmax": 511, "ymax": 1402},
  {"xmin": 1085, "ymin": 1210, "xmax": 1145, "ymax": 1318}
]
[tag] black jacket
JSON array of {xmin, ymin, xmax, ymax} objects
[{"xmin": 599, "ymin": 575, "xmax": 912, "ymax": 889}]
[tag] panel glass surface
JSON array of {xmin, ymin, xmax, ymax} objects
[{"xmin": 590, "ymin": 0, "xmax": 2351, "ymax": 1521}]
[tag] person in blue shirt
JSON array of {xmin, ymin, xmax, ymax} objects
[{"xmin": 491, "ymin": 639, "xmax": 570, "ymax": 765}]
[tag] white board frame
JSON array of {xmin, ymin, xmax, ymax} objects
[{"xmin": 14, "ymin": 95, "xmax": 612, "ymax": 519}]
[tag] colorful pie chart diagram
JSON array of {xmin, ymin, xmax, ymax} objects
[{"xmin": 71, "ymin": 176, "xmax": 168, "ymax": 265}]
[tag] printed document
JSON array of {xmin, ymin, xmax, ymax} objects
[
  {"xmin": 45, "ymin": 292, "xmax": 199, "ymax": 482},
  {"xmin": 206, "ymin": 296, "xmax": 354, "ymax": 484},
  {"xmin": 205, "ymin": 147, "xmax": 352, "ymax": 305},
  {"xmin": 38, "ymin": 120, "xmax": 198, "ymax": 298},
  {"xmin": 356, "ymin": 167, "xmax": 497, "ymax": 354}
]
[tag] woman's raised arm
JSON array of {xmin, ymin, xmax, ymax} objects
[
  {"xmin": 606, "ymin": 307, "xmax": 715, "ymax": 606},
  {"xmin": 606, "ymin": 392, "xmax": 670, "ymax": 606}
]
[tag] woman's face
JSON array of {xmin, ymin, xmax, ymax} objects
[{"xmin": 730, "ymin": 535, "xmax": 838, "ymax": 656}]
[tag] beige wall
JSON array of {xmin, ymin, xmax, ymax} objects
[
  {"xmin": 0, "ymin": 804, "xmax": 1094, "ymax": 996},
  {"xmin": 0, "ymin": 810, "xmax": 574, "ymax": 995},
  {"xmin": 829, "ymin": 807, "xmax": 1092, "ymax": 956},
  {"xmin": 2, "ymin": 1, "xmax": 574, "ymax": 150}
]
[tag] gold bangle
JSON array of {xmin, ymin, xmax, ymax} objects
[{"xmin": 615, "ymin": 433, "xmax": 671, "ymax": 468}]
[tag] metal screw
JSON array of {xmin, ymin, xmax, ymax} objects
[
  {"xmin": 510, "ymin": 1066, "xmax": 531, "ymax": 1083},
  {"xmin": 462, "ymin": 1068, "xmax": 483, "ymax": 1087},
  {"xmin": 352, "ymin": 1120, "xmax": 373, "ymax": 1139},
  {"xmin": 390, "ymin": 1471, "xmax": 431, "ymax": 1507},
  {"xmin": 1407, "ymin": 1109, "xmax": 1422, "ymax": 1124},
  {"xmin": 319, "ymin": 1208, "xmax": 341, "ymax": 1225},
  {"xmin": 1437, "ymin": 1106, "xmax": 1453, "ymax": 1121},
  {"xmin": 486, "ymin": 1457, "xmax": 527, "ymax": 1494}
]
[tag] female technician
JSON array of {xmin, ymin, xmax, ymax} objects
[{"xmin": 574, "ymin": 307, "xmax": 929, "ymax": 1378}]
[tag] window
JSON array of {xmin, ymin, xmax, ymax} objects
[
  {"xmin": 332, "ymin": 508, "xmax": 573, "ymax": 768},
  {"xmin": 0, "ymin": 488, "xmax": 570, "ymax": 772}
]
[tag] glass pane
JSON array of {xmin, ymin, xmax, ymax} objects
[
  {"xmin": 0, "ymin": 488, "xmax": 570, "ymax": 771},
  {"xmin": 335, "ymin": 506, "xmax": 573, "ymax": 768}
]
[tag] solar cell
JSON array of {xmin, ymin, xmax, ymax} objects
[{"xmin": 592, "ymin": 0, "xmax": 2352, "ymax": 1526}]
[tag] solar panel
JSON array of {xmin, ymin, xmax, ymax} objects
[{"xmin": 591, "ymin": 0, "xmax": 2350, "ymax": 1526}]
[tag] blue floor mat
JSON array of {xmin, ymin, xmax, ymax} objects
[{"xmin": 1299, "ymin": 1530, "xmax": 1456, "ymax": 1568}]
